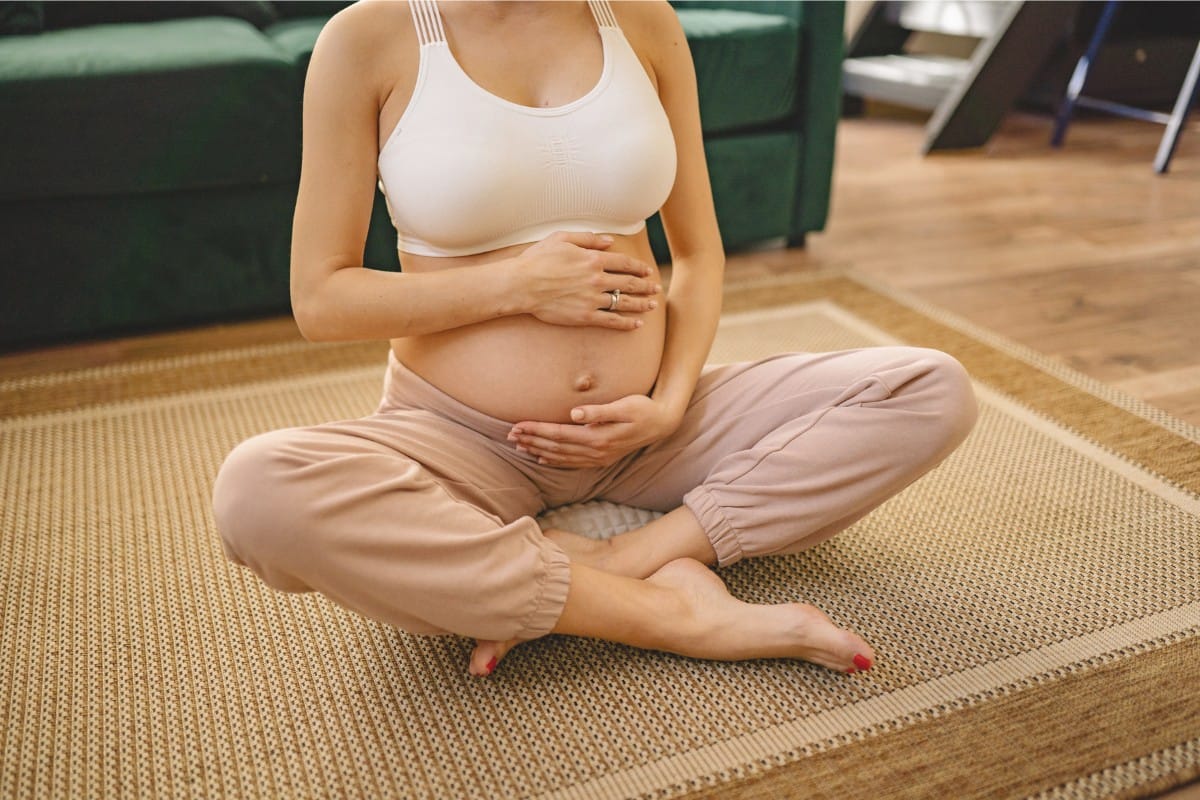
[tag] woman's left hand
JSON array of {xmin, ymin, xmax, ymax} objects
[{"xmin": 508, "ymin": 395, "xmax": 680, "ymax": 468}]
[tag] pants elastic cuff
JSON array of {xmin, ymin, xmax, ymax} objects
[
  {"xmin": 514, "ymin": 537, "xmax": 572, "ymax": 640},
  {"xmin": 683, "ymin": 487, "xmax": 744, "ymax": 567}
]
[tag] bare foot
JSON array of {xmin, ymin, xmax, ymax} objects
[
  {"xmin": 648, "ymin": 558, "xmax": 876, "ymax": 673},
  {"xmin": 468, "ymin": 636, "xmax": 526, "ymax": 677},
  {"xmin": 469, "ymin": 558, "xmax": 876, "ymax": 677},
  {"xmin": 467, "ymin": 526, "xmax": 636, "ymax": 678}
]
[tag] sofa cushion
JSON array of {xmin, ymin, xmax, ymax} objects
[
  {"xmin": 0, "ymin": 183, "xmax": 296, "ymax": 346},
  {"xmin": 40, "ymin": 1, "xmax": 280, "ymax": 31},
  {"xmin": 263, "ymin": 16, "xmax": 328, "ymax": 77},
  {"xmin": 0, "ymin": 16, "xmax": 299, "ymax": 200},
  {"xmin": 674, "ymin": 8, "xmax": 799, "ymax": 135},
  {"xmin": 272, "ymin": 1, "xmax": 354, "ymax": 20},
  {"xmin": 646, "ymin": 129, "xmax": 800, "ymax": 260}
]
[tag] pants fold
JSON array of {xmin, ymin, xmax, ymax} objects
[{"xmin": 212, "ymin": 346, "xmax": 977, "ymax": 637}]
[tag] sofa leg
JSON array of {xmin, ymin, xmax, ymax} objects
[{"xmin": 787, "ymin": 233, "xmax": 807, "ymax": 249}]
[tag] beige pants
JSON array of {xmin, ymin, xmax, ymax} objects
[{"xmin": 213, "ymin": 347, "xmax": 977, "ymax": 641}]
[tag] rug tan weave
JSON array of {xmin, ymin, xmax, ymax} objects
[{"xmin": 2, "ymin": 273, "xmax": 1198, "ymax": 800}]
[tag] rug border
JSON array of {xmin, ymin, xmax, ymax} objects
[
  {"xmin": 4, "ymin": 271, "xmax": 1198, "ymax": 799},
  {"xmin": 732, "ymin": 271, "xmax": 1200, "ymax": 446},
  {"xmin": 677, "ymin": 636, "xmax": 1200, "ymax": 800},
  {"xmin": 719, "ymin": 274, "xmax": 1200, "ymax": 496}
]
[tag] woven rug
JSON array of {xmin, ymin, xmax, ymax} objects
[{"xmin": 2, "ymin": 272, "xmax": 1198, "ymax": 800}]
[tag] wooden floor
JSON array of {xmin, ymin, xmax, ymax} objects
[
  {"xmin": 2, "ymin": 108, "xmax": 1199, "ymax": 430},
  {"xmin": 726, "ymin": 106, "xmax": 1200, "ymax": 427}
]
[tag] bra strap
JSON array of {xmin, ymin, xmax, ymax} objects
[
  {"xmin": 587, "ymin": 0, "xmax": 620, "ymax": 29},
  {"xmin": 410, "ymin": 0, "xmax": 446, "ymax": 46}
]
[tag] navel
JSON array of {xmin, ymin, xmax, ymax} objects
[{"xmin": 572, "ymin": 372, "xmax": 595, "ymax": 393}]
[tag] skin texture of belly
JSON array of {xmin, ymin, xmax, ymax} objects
[{"xmin": 390, "ymin": 234, "xmax": 666, "ymax": 423}]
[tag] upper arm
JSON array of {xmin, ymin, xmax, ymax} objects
[
  {"xmin": 290, "ymin": 6, "xmax": 395, "ymax": 315},
  {"xmin": 630, "ymin": 1, "xmax": 723, "ymax": 265}
]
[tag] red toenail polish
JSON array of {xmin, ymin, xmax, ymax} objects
[
  {"xmin": 486, "ymin": 657, "xmax": 497, "ymax": 674},
  {"xmin": 846, "ymin": 668, "xmax": 857, "ymax": 675},
  {"xmin": 853, "ymin": 654, "xmax": 872, "ymax": 671}
]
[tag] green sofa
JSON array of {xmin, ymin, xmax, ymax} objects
[{"xmin": 0, "ymin": 0, "xmax": 844, "ymax": 349}]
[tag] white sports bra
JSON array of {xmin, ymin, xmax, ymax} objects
[{"xmin": 376, "ymin": 0, "xmax": 678, "ymax": 257}]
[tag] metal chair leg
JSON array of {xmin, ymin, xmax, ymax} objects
[
  {"xmin": 1154, "ymin": 41, "xmax": 1200, "ymax": 174},
  {"xmin": 1051, "ymin": 0, "xmax": 1121, "ymax": 148}
]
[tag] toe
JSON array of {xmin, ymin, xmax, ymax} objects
[
  {"xmin": 469, "ymin": 641, "xmax": 501, "ymax": 676},
  {"xmin": 835, "ymin": 628, "xmax": 875, "ymax": 673},
  {"xmin": 469, "ymin": 638, "xmax": 522, "ymax": 676},
  {"xmin": 839, "ymin": 637, "xmax": 876, "ymax": 674},
  {"xmin": 789, "ymin": 604, "xmax": 876, "ymax": 673}
]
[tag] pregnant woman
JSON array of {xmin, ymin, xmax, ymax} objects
[{"xmin": 212, "ymin": 0, "xmax": 978, "ymax": 677}]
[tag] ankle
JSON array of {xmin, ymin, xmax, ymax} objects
[
  {"xmin": 632, "ymin": 582, "xmax": 698, "ymax": 652},
  {"xmin": 646, "ymin": 582, "xmax": 716, "ymax": 656}
]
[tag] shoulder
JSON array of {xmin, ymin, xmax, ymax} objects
[
  {"xmin": 612, "ymin": 1, "xmax": 685, "ymax": 48},
  {"xmin": 610, "ymin": 2, "xmax": 690, "ymax": 87},
  {"xmin": 314, "ymin": 0, "xmax": 412, "ymax": 54},
  {"xmin": 611, "ymin": 1, "xmax": 694, "ymax": 98},
  {"xmin": 307, "ymin": 1, "xmax": 418, "ymax": 106},
  {"xmin": 611, "ymin": 0, "xmax": 681, "ymax": 34}
]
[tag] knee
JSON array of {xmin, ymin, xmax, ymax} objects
[
  {"xmin": 911, "ymin": 348, "xmax": 978, "ymax": 458},
  {"xmin": 211, "ymin": 429, "xmax": 309, "ymax": 589}
]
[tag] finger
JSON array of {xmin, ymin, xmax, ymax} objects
[
  {"xmin": 599, "ymin": 253, "xmax": 652, "ymax": 277},
  {"xmin": 525, "ymin": 444, "xmax": 604, "ymax": 467},
  {"xmin": 612, "ymin": 293, "xmax": 658, "ymax": 314},
  {"xmin": 570, "ymin": 403, "xmax": 631, "ymax": 424},
  {"xmin": 597, "ymin": 290, "xmax": 656, "ymax": 314},
  {"xmin": 521, "ymin": 436, "xmax": 614, "ymax": 463},
  {"xmin": 588, "ymin": 310, "xmax": 643, "ymax": 331},
  {"xmin": 607, "ymin": 276, "xmax": 661, "ymax": 297},
  {"xmin": 511, "ymin": 422, "xmax": 593, "ymax": 444},
  {"xmin": 517, "ymin": 434, "xmax": 606, "ymax": 458},
  {"xmin": 553, "ymin": 230, "xmax": 614, "ymax": 251}
]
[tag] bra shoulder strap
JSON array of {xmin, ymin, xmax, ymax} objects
[
  {"xmin": 409, "ymin": 0, "xmax": 446, "ymax": 46},
  {"xmin": 587, "ymin": 0, "xmax": 620, "ymax": 29}
]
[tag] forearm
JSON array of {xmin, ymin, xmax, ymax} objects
[
  {"xmin": 293, "ymin": 259, "xmax": 521, "ymax": 342},
  {"xmin": 650, "ymin": 255, "xmax": 725, "ymax": 422}
]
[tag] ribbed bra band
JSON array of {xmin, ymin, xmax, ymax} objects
[
  {"xmin": 588, "ymin": 0, "xmax": 620, "ymax": 28},
  {"xmin": 409, "ymin": 0, "xmax": 620, "ymax": 46},
  {"xmin": 410, "ymin": 0, "xmax": 446, "ymax": 45}
]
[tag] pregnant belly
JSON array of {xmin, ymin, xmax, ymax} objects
[
  {"xmin": 391, "ymin": 305, "xmax": 667, "ymax": 423},
  {"xmin": 389, "ymin": 231, "xmax": 666, "ymax": 423}
]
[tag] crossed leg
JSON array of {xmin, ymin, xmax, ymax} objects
[
  {"xmin": 213, "ymin": 348, "xmax": 974, "ymax": 678},
  {"xmin": 212, "ymin": 412, "xmax": 878, "ymax": 678},
  {"xmin": 469, "ymin": 555, "xmax": 877, "ymax": 677},
  {"xmin": 475, "ymin": 348, "xmax": 978, "ymax": 674}
]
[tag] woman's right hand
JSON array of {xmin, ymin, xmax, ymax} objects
[{"xmin": 510, "ymin": 231, "xmax": 662, "ymax": 330}]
